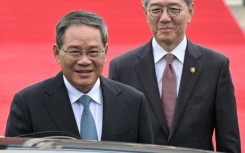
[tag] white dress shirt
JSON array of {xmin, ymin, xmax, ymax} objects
[
  {"xmin": 63, "ymin": 76, "xmax": 103, "ymax": 140},
  {"xmin": 152, "ymin": 36, "xmax": 187, "ymax": 97}
]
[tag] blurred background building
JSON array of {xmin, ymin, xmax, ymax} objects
[{"xmin": 226, "ymin": 0, "xmax": 245, "ymax": 32}]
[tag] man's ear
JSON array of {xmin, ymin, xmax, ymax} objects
[
  {"xmin": 143, "ymin": 6, "xmax": 149, "ymax": 23},
  {"xmin": 143, "ymin": 6, "xmax": 147, "ymax": 16},
  {"xmin": 53, "ymin": 44, "xmax": 61, "ymax": 64},
  {"xmin": 187, "ymin": 3, "xmax": 195, "ymax": 23},
  {"xmin": 103, "ymin": 43, "xmax": 108, "ymax": 62},
  {"xmin": 104, "ymin": 43, "xmax": 108, "ymax": 55}
]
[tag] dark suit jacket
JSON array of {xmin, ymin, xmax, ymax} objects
[
  {"xmin": 5, "ymin": 72, "xmax": 153, "ymax": 144},
  {"xmin": 108, "ymin": 39, "xmax": 240, "ymax": 153}
]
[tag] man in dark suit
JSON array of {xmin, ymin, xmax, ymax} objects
[
  {"xmin": 5, "ymin": 11, "xmax": 153, "ymax": 144},
  {"xmin": 108, "ymin": 0, "xmax": 240, "ymax": 152}
]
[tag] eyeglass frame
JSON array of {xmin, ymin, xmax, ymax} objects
[
  {"xmin": 148, "ymin": 5, "xmax": 183, "ymax": 18},
  {"xmin": 60, "ymin": 48, "xmax": 105, "ymax": 60}
]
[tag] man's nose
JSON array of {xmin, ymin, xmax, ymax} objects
[
  {"xmin": 77, "ymin": 54, "xmax": 92, "ymax": 64},
  {"xmin": 159, "ymin": 9, "xmax": 171, "ymax": 22}
]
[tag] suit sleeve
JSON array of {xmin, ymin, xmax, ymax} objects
[
  {"xmin": 108, "ymin": 59, "xmax": 120, "ymax": 81},
  {"xmin": 5, "ymin": 93, "xmax": 32, "ymax": 137},
  {"xmin": 138, "ymin": 92, "xmax": 154, "ymax": 144},
  {"xmin": 215, "ymin": 58, "xmax": 241, "ymax": 153}
]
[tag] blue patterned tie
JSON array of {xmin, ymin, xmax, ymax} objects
[{"xmin": 79, "ymin": 95, "xmax": 98, "ymax": 140}]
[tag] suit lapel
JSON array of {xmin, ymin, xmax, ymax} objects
[
  {"xmin": 169, "ymin": 41, "xmax": 203, "ymax": 140},
  {"xmin": 135, "ymin": 41, "xmax": 169, "ymax": 136},
  {"xmin": 43, "ymin": 72, "xmax": 80, "ymax": 137},
  {"xmin": 100, "ymin": 77, "xmax": 124, "ymax": 140}
]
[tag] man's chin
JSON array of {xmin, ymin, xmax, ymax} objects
[
  {"xmin": 155, "ymin": 35, "xmax": 174, "ymax": 43},
  {"xmin": 73, "ymin": 81, "xmax": 93, "ymax": 93}
]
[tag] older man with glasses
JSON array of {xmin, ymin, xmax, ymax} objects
[
  {"xmin": 5, "ymin": 10, "xmax": 154, "ymax": 144},
  {"xmin": 108, "ymin": 0, "xmax": 241, "ymax": 152}
]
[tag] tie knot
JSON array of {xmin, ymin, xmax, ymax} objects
[
  {"xmin": 166, "ymin": 53, "xmax": 174, "ymax": 64},
  {"xmin": 79, "ymin": 95, "xmax": 91, "ymax": 107}
]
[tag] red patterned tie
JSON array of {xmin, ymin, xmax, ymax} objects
[{"xmin": 162, "ymin": 53, "xmax": 177, "ymax": 129}]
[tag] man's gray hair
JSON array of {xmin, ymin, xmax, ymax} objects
[
  {"xmin": 142, "ymin": 0, "xmax": 193, "ymax": 8},
  {"xmin": 56, "ymin": 10, "xmax": 108, "ymax": 49}
]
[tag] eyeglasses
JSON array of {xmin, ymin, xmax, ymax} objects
[
  {"xmin": 148, "ymin": 5, "xmax": 182, "ymax": 18},
  {"xmin": 61, "ymin": 48, "xmax": 105, "ymax": 60}
]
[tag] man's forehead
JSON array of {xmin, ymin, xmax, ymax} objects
[{"xmin": 148, "ymin": 0, "xmax": 185, "ymax": 6}]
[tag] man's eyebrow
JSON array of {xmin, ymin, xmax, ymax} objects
[
  {"xmin": 66, "ymin": 45, "xmax": 101, "ymax": 50},
  {"xmin": 149, "ymin": 2, "xmax": 182, "ymax": 7},
  {"xmin": 66, "ymin": 46, "xmax": 81, "ymax": 49},
  {"xmin": 168, "ymin": 3, "xmax": 182, "ymax": 7}
]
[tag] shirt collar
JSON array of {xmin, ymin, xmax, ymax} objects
[
  {"xmin": 63, "ymin": 75, "xmax": 102, "ymax": 105},
  {"xmin": 152, "ymin": 36, "xmax": 187, "ymax": 64}
]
